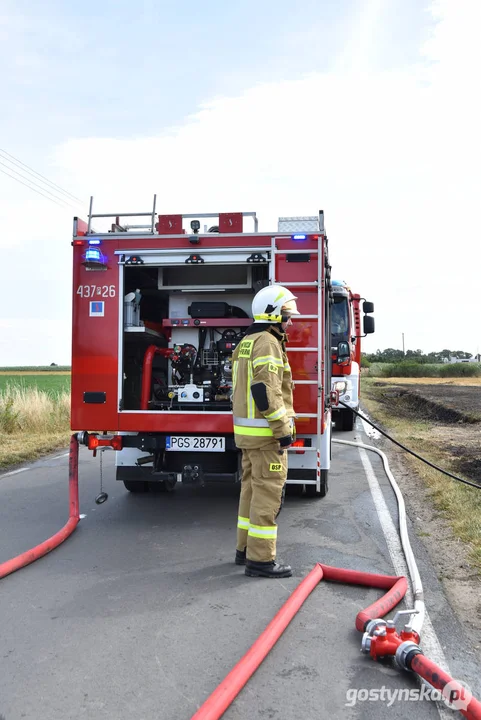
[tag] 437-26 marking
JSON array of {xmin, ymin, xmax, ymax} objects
[{"xmin": 76, "ymin": 285, "xmax": 116, "ymax": 298}]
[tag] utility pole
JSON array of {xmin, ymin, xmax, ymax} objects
[{"xmin": 402, "ymin": 333, "xmax": 405, "ymax": 356}]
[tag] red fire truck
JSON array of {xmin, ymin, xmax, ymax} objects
[
  {"xmin": 71, "ymin": 201, "xmax": 337, "ymax": 498},
  {"xmin": 331, "ymin": 280, "xmax": 375, "ymax": 431}
]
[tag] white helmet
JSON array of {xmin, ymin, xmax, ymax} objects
[{"xmin": 252, "ymin": 284, "xmax": 300, "ymax": 323}]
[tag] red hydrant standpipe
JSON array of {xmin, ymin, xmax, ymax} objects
[
  {"xmin": 0, "ymin": 435, "xmax": 80, "ymax": 580},
  {"xmin": 191, "ymin": 564, "xmax": 408, "ymax": 720}
]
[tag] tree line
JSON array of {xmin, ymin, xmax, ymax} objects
[{"xmin": 364, "ymin": 348, "xmax": 478, "ymax": 364}]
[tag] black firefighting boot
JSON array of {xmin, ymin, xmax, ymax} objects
[
  {"xmin": 235, "ymin": 549, "xmax": 246, "ymax": 566},
  {"xmin": 245, "ymin": 559, "xmax": 292, "ymax": 578}
]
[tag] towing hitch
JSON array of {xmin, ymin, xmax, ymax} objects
[{"xmin": 182, "ymin": 464, "xmax": 204, "ymax": 486}]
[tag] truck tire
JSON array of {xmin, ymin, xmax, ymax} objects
[
  {"xmin": 339, "ymin": 409, "xmax": 355, "ymax": 431},
  {"xmin": 305, "ymin": 470, "xmax": 328, "ymax": 498},
  {"xmin": 123, "ymin": 479, "xmax": 149, "ymax": 493}
]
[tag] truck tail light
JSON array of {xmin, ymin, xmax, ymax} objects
[{"xmin": 292, "ymin": 439, "xmax": 305, "ymax": 455}]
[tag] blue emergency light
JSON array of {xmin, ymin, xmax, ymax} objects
[
  {"xmin": 292, "ymin": 234, "xmax": 307, "ymax": 240},
  {"xmin": 85, "ymin": 247, "xmax": 102, "ymax": 262},
  {"xmin": 88, "ymin": 239, "xmax": 101, "ymax": 245}
]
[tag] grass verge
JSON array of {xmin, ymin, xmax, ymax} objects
[
  {"xmin": 0, "ymin": 385, "xmax": 71, "ymax": 468},
  {"xmin": 0, "ymin": 432, "xmax": 71, "ymax": 468},
  {"xmin": 361, "ymin": 377, "xmax": 481, "ymax": 571}
]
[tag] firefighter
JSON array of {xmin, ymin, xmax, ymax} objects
[{"xmin": 231, "ymin": 284, "xmax": 299, "ymax": 578}]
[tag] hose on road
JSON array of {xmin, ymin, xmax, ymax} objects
[
  {"xmin": 191, "ymin": 566, "xmax": 408, "ymax": 720},
  {"xmin": 0, "ymin": 434, "xmax": 80, "ymax": 580}
]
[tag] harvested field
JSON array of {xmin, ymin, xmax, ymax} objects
[
  {"xmin": 367, "ymin": 380, "xmax": 481, "ymax": 484},
  {"xmin": 378, "ymin": 377, "xmax": 481, "ymax": 387}
]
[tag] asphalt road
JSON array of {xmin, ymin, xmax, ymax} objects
[{"xmin": 0, "ymin": 424, "xmax": 480, "ymax": 720}]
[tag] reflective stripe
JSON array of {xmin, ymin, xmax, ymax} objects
[
  {"xmin": 233, "ymin": 425, "xmax": 274, "ymax": 437},
  {"xmin": 237, "ymin": 516, "xmax": 250, "ymax": 530},
  {"xmin": 252, "ymin": 355, "xmax": 284, "ymax": 369},
  {"xmin": 248, "ymin": 524, "xmax": 278, "ymax": 539},
  {"xmin": 233, "ymin": 416, "xmax": 270, "ymax": 428},
  {"xmin": 247, "ymin": 361, "xmax": 255, "ymax": 418},
  {"xmin": 232, "ymin": 359, "xmax": 238, "ymax": 390},
  {"xmin": 284, "ymin": 363, "xmax": 291, "ymax": 371},
  {"xmin": 254, "ymin": 313, "xmax": 283, "ymax": 323},
  {"xmin": 265, "ymin": 407, "xmax": 287, "ymax": 422}
]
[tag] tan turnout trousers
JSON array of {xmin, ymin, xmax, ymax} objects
[{"xmin": 236, "ymin": 443, "xmax": 287, "ymax": 562}]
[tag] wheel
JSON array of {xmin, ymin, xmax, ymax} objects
[
  {"xmin": 339, "ymin": 409, "xmax": 355, "ymax": 431},
  {"xmin": 123, "ymin": 479, "xmax": 149, "ymax": 493},
  {"xmin": 305, "ymin": 470, "xmax": 329, "ymax": 498}
]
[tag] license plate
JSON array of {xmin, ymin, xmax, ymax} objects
[{"xmin": 165, "ymin": 436, "xmax": 226, "ymax": 452}]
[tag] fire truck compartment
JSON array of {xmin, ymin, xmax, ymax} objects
[{"xmin": 121, "ymin": 260, "xmax": 269, "ymax": 414}]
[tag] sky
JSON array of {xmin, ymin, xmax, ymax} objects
[{"xmin": 0, "ymin": 0, "xmax": 480, "ymax": 364}]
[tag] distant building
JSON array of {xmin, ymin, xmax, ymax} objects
[{"xmin": 445, "ymin": 355, "xmax": 480, "ymax": 364}]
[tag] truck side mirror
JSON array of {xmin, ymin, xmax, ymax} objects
[
  {"xmin": 337, "ymin": 341, "xmax": 350, "ymax": 363},
  {"xmin": 363, "ymin": 301, "xmax": 374, "ymax": 314},
  {"xmin": 363, "ymin": 316, "xmax": 375, "ymax": 334}
]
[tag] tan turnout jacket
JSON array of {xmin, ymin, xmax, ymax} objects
[{"xmin": 231, "ymin": 326, "xmax": 295, "ymax": 449}]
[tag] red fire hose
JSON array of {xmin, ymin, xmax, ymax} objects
[
  {"xmin": 410, "ymin": 655, "xmax": 481, "ymax": 720},
  {"xmin": 191, "ymin": 564, "xmax": 407, "ymax": 720},
  {"xmin": 0, "ymin": 434, "xmax": 80, "ymax": 580},
  {"xmin": 191, "ymin": 564, "xmax": 481, "ymax": 720}
]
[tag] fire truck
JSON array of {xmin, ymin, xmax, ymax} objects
[
  {"xmin": 71, "ymin": 201, "xmax": 338, "ymax": 498},
  {"xmin": 330, "ymin": 280, "xmax": 375, "ymax": 431}
]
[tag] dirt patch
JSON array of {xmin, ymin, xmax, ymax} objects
[
  {"xmin": 370, "ymin": 382, "xmax": 481, "ymax": 486},
  {"xmin": 371, "ymin": 381, "xmax": 481, "ymax": 423},
  {"xmin": 373, "ymin": 377, "xmax": 481, "ymax": 387}
]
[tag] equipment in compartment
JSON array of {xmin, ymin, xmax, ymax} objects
[
  {"xmin": 188, "ymin": 302, "xmax": 249, "ymax": 319},
  {"xmin": 149, "ymin": 327, "xmax": 245, "ymax": 411}
]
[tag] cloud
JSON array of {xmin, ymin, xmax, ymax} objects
[{"xmin": 1, "ymin": 0, "xmax": 480, "ymax": 363}]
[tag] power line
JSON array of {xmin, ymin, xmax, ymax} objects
[
  {"xmin": 0, "ymin": 148, "xmax": 84, "ymax": 204},
  {"xmin": 0, "ymin": 159, "xmax": 76, "ymax": 208},
  {"xmin": 0, "ymin": 166, "xmax": 73, "ymax": 209}
]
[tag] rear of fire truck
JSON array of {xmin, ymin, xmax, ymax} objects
[
  {"xmin": 268, "ymin": 219, "xmax": 375, "ymax": 432},
  {"xmin": 331, "ymin": 280, "xmax": 375, "ymax": 431},
  {"xmin": 71, "ymin": 200, "xmax": 333, "ymax": 497}
]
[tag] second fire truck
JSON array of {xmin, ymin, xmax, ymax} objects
[{"xmin": 330, "ymin": 280, "xmax": 374, "ymax": 431}]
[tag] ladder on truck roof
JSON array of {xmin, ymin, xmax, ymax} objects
[
  {"xmin": 83, "ymin": 195, "xmax": 259, "ymax": 235},
  {"xmin": 273, "ymin": 211, "xmax": 329, "ymax": 492}
]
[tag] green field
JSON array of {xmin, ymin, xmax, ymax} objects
[
  {"xmin": 0, "ymin": 366, "xmax": 71, "ymax": 372},
  {"xmin": 0, "ymin": 374, "xmax": 71, "ymax": 394}
]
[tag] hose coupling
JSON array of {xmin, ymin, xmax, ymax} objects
[
  {"xmin": 364, "ymin": 618, "xmax": 387, "ymax": 636},
  {"xmin": 395, "ymin": 641, "xmax": 422, "ymax": 671},
  {"xmin": 76, "ymin": 431, "xmax": 90, "ymax": 446},
  {"xmin": 361, "ymin": 632, "xmax": 372, "ymax": 654}
]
